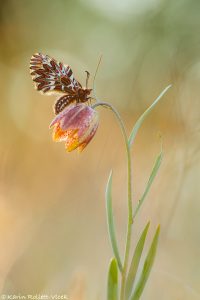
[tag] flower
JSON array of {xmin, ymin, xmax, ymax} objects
[{"xmin": 49, "ymin": 103, "xmax": 99, "ymax": 152}]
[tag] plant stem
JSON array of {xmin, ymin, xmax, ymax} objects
[{"xmin": 92, "ymin": 102, "xmax": 133, "ymax": 300}]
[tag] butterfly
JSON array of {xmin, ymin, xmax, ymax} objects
[{"xmin": 30, "ymin": 53, "xmax": 92, "ymax": 114}]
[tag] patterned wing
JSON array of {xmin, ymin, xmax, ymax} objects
[
  {"xmin": 54, "ymin": 94, "xmax": 77, "ymax": 114},
  {"xmin": 30, "ymin": 53, "xmax": 82, "ymax": 95}
]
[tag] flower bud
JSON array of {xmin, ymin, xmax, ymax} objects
[{"xmin": 49, "ymin": 104, "xmax": 99, "ymax": 152}]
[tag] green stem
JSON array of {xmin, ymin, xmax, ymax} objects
[{"xmin": 92, "ymin": 102, "xmax": 133, "ymax": 300}]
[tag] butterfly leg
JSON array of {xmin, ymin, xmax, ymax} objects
[
  {"xmin": 84, "ymin": 97, "xmax": 92, "ymax": 106},
  {"xmin": 85, "ymin": 71, "xmax": 90, "ymax": 89}
]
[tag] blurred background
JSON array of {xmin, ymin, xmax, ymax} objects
[{"xmin": 0, "ymin": 0, "xmax": 200, "ymax": 299}]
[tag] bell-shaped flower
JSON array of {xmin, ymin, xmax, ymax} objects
[{"xmin": 49, "ymin": 103, "xmax": 99, "ymax": 152}]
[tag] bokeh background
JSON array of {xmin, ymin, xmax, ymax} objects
[{"xmin": 0, "ymin": 0, "xmax": 200, "ymax": 299}]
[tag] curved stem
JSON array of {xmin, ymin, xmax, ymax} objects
[
  {"xmin": 92, "ymin": 101, "xmax": 133, "ymax": 300},
  {"xmin": 92, "ymin": 102, "xmax": 129, "ymax": 153}
]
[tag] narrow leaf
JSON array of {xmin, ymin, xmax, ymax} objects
[
  {"xmin": 125, "ymin": 222, "xmax": 150, "ymax": 299},
  {"xmin": 107, "ymin": 258, "xmax": 118, "ymax": 300},
  {"xmin": 133, "ymin": 151, "xmax": 163, "ymax": 219},
  {"xmin": 131, "ymin": 225, "xmax": 160, "ymax": 300},
  {"xmin": 106, "ymin": 170, "xmax": 123, "ymax": 272},
  {"xmin": 128, "ymin": 85, "xmax": 172, "ymax": 147}
]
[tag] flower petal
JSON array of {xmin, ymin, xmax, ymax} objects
[
  {"xmin": 79, "ymin": 110, "xmax": 98, "ymax": 138},
  {"xmin": 78, "ymin": 122, "xmax": 98, "ymax": 152},
  {"xmin": 65, "ymin": 131, "xmax": 80, "ymax": 152},
  {"xmin": 52, "ymin": 125, "xmax": 67, "ymax": 141},
  {"xmin": 49, "ymin": 104, "xmax": 78, "ymax": 128}
]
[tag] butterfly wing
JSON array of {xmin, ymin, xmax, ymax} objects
[
  {"xmin": 54, "ymin": 94, "xmax": 77, "ymax": 114},
  {"xmin": 30, "ymin": 53, "xmax": 82, "ymax": 95}
]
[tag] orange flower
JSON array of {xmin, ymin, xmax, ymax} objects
[{"xmin": 49, "ymin": 104, "xmax": 99, "ymax": 152}]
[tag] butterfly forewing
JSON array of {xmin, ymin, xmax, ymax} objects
[{"xmin": 30, "ymin": 53, "xmax": 82, "ymax": 95}]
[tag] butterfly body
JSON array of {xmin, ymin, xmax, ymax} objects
[
  {"xmin": 30, "ymin": 53, "xmax": 92, "ymax": 114},
  {"xmin": 54, "ymin": 88, "xmax": 92, "ymax": 114}
]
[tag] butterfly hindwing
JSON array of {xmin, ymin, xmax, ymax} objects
[
  {"xmin": 30, "ymin": 53, "xmax": 82, "ymax": 96},
  {"xmin": 54, "ymin": 95, "xmax": 77, "ymax": 114}
]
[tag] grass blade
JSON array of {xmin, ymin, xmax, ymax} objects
[
  {"xmin": 106, "ymin": 170, "xmax": 123, "ymax": 272},
  {"xmin": 128, "ymin": 85, "xmax": 172, "ymax": 147},
  {"xmin": 133, "ymin": 151, "xmax": 163, "ymax": 219},
  {"xmin": 107, "ymin": 258, "xmax": 118, "ymax": 300},
  {"xmin": 130, "ymin": 225, "xmax": 160, "ymax": 300},
  {"xmin": 125, "ymin": 222, "xmax": 150, "ymax": 299}
]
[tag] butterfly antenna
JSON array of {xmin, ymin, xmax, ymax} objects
[
  {"xmin": 92, "ymin": 55, "xmax": 103, "ymax": 101},
  {"xmin": 85, "ymin": 71, "xmax": 90, "ymax": 89}
]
